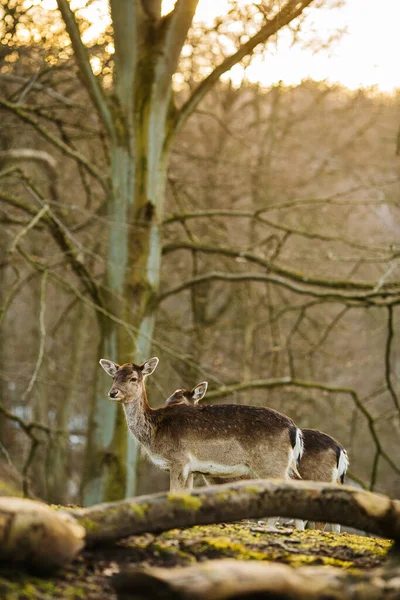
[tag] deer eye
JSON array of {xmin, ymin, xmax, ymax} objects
[{"xmin": 130, "ymin": 376, "xmax": 138, "ymax": 382}]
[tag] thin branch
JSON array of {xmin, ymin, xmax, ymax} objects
[
  {"xmin": 173, "ymin": 0, "xmax": 315, "ymax": 136},
  {"xmin": 162, "ymin": 242, "xmax": 400, "ymax": 293},
  {"xmin": 0, "ymin": 267, "xmax": 61, "ymax": 330},
  {"xmin": 286, "ymin": 307, "xmax": 306, "ymax": 378},
  {"xmin": 2, "ymin": 178, "xmax": 103, "ymax": 307},
  {"xmin": 370, "ymin": 450, "xmax": 380, "ymax": 492},
  {"xmin": 21, "ymin": 270, "xmax": 48, "ymax": 402},
  {"xmin": 305, "ymin": 306, "xmax": 349, "ymax": 358},
  {"xmin": 16, "ymin": 248, "xmax": 227, "ymax": 387},
  {"xmin": 0, "ymin": 402, "xmax": 61, "ymax": 438},
  {"xmin": 56, "ymin": 0, "xmax": 115, "ymax": 138},
  {"xmin": 0, "ymin": 99, "xmax": 108, "ymax": 191},
  {"xmin": 164, "ymin": 210, "xmax": 396, "ymax": 256},
  {"xmin": 8, "ymin": 205, "xmax": 49, "ymax": 254},
  {"xmin": 385, "ymin": 306, "xmax": 400, "ymax": 412},
  {"xmin": 0, "ymin": 73, "xmax": 79, "ymax": 106},
  {"xmin": 22, "ymin": 438, "xmax": 39, "ymax": 498},
  {"xmin": 158, "ymin": 270, "xmax": 400, "ymax": 305}
]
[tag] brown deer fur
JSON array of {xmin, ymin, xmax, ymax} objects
[
  {"xmin": 99, "ymin": 359, "xmax": 304, "ymax": 492},
  {"xmin": 165, "ymin": 386, "xmax": 349, "ymax": 532}
]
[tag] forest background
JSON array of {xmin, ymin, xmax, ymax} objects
[{"xmin": 1, "ymin": 0, "xmax": 400, "ymax": 507}]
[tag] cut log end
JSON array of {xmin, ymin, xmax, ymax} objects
[{"xmin": 0, "ymin": 497, "xmax": 85, "ymax": 570}]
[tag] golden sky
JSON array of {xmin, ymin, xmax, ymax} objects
[
  {"xmin": 56, "ymin": 0, "xmax": 400, "ymax": 92},
  {"xmin": 166, "ymin": 0, "xmax": 400, "ymax": 92}
]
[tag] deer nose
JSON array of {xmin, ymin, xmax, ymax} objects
[{"xmin": 109, "ymin": 390, "xmax": 119, "ymax": 398}]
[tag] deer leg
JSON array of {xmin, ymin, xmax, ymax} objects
[
  {"xmin": 186, "ymin": 473, "xmax": 194, "ymax": 490},
  {"xmin": 169, "ymin": 464, "xmax": 191, "ymax": 491},
  {"xmin": 313, "ymin": 521, "xmax": 326, "ymax": 531}
]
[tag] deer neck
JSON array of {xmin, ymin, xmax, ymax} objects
[{"xmin": 122, "ymin": 388, "xmax": 154, "ymax": 447}]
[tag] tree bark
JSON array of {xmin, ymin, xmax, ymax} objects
[
  {"xmin": 0, "ymin": 497, "xmax": 85, "ymax": 570},
  {"xmin": 71, "ymin": 480, "xmax": 400, "ymax": 545},
  {"xmin": 112, "ymin": 558, "xmax": 400, "ymax": 600}
]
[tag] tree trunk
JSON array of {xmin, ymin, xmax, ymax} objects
[{"xmin": 81, "ymin": 69, "xmax": 170, "ymax": 504}]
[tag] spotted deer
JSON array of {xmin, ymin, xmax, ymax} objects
[
  {"xmin": 165, "ymin": 386, "xmax": 349, "ymax": 531},
  {"xmin": 99, "ymin": 358, "xmax": 304, "ymax": 492}
]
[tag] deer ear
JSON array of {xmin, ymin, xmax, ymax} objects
[
  {"xmin": 141, "ymin": 357, "xmax": 159, "ymax": 377},
  {"xmin": 192, "ymin": 381, "xmax": 208, "ymax": 404},
  {"xmin": 99, "ymin": 359, "xmax": 119, "ymax": 377}
]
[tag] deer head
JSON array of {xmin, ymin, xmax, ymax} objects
[
  {"xmin": 165, "ymin": 382, "xmax": 208, "ymax": 406},
  {"xmin": 99, "ymin": 357, "xmax": 159, "ymax": 403}
]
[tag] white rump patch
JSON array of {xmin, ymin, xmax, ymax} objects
[
  {"xmin": 338, "ymin": 449, "xmax": 349, "ymax": 480},
  {"xmin": 288, "ymin": 428, "xmax": 304, "ymax": 478}
]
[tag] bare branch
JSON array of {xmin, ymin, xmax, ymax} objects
[
  {"xmin": 8, "ymin": 205, "xmax": 49, "ymax": 254},
  {"xmin": 163, "ymin": 209, "xmax": 396, "ymax": 256},
  {"xmin": 0, "ymin": 99, "xmax": 108, "ymax": 191},
  {"xmin": 56, "ymin": 0, "xmax": 115, "ymax": 138},
  {"xmin": 1, "ymin": 180, "xmax": 103, "ymax": 307},
  {"xmin": 161, "ymin": 244, "xmax": 400, "ymax": 295},
  {"xmin": 385, "ymin": 306, "xmax": 400, "ymax": 412},
  {"xmin": 0, "ymin": 73, "xmax": 78, "ymax": 106},
  {"xmin": 173, "ymin": 0, "xmax": 315, "ymax": 136},
  {"xmin": 305, "ymin": 306, "xmax": 349, "ymax": 358},
  {"xmin": 22, "ymin": 270, "xmax": 48, "ymax": 402}
]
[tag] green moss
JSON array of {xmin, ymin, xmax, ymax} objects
[
  {"xmin": 198, "ymin": 536, "xmax": 267, "ymax": 561},
  {"xmin": 78, "ymin": 517, "xmax": 100, "ymax": 533},
  {"xmin": 215, "ymin": 489, "xmax": 237, "ymax": 502},
  {"xmin": 129, "ymin": 503, "xmax": 148, "ymax": 519},
  {"xmin": 0, "ymin": 573, "xmax": 89, "ymax": 600},
  {"xmin": 167, "ymin": 493, "xmax": 202, "ymax": 511},
  {"xmin": 244, "ymin": 486, "xmax": 260, "ymax": 494}
]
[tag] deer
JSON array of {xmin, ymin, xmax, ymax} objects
[
  {"xmin": 99, "ymin": 358, "xmax": 304, "ymax": 493},
  {"xmin": 165, "ymin": 385, "xmax": 349, "ymax": 532}
]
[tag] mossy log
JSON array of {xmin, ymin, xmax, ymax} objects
[
  {"xmin": 112, "ymin": 558, "xmax": 400, "ymax": 600},
  {"xmin": 0, "ymin": 497, "xmax": 85, "ymax": 570},
  {"xmin": 70, "ymin": 479, "xmax": 400, "ymax": 545}
]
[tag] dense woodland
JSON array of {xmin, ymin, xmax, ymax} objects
[{"xmin": 0, "ymin": 0, "xmax": 400, "ymax": 511}]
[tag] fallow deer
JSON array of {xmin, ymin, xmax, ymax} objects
[
  {"xmin": 99, "ymin": 358, "xmax": 304, "ymax": 492},
  {"xmin": 294, "ymin": 428, "xmax": 349, "ymax": 532},
  {"xmin": 165, "ymin": 386, "xmax": 349, "ymax": 531}
]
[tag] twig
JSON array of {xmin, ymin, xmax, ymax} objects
[
  {"xmin": 305, "ymin": 306, "xmax": 348, "ymax": 358},
  {"xmin": 22, "ymin": 270, "xmax": 48, "ymax": 401},
  {"xmin": 385, "ymin": 306, "xmax": 400, "ymax": 412},
  {"xmin": 162, "ymin": 242, "xmax": 400, "ymax": 293},
  {"xmin": 8, "ymin": 205, "xmax": 48, "ymax": 254},
  {"xmin": 22, "ymin": 438, "xmax": 39, "ymax": 498}
]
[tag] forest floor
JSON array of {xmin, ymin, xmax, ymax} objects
[{"xmin": 0, "ymin": 520, "xmax": 393, "ymax": 600}]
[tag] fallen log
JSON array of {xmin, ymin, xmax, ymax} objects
[
  {"xmin": 112, "ymin": 558, "xmax": 400, "ymax": 600},
  {"xmin": 70, "ymin": 479, "xmax": 400, "ymax": 545},
  {"xmin": 0, "ymin": 497, "xmax": 85, "ymax": 570}
]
